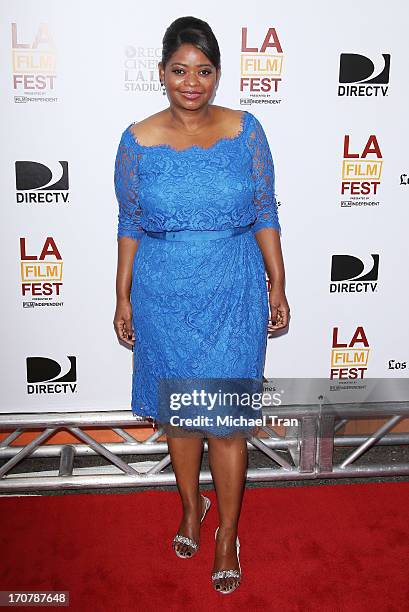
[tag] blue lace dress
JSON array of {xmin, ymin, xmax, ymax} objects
[{"xmin": 114, "ymin": 109, "xmax": 281, "ymax": 436}]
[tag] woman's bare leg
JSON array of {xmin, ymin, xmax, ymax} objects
[
  {"xmin": 207, "ymin": 435, "xmax": 247, "ymax": 591},
  {"xmin": 167, "ymin": 432, "xmax": 205, "ymax": 557}
]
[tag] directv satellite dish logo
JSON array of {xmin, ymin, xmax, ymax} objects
[
  {"xmin": 330, "ymin": 254, "xmax": 379, "ymax": 293},
  {"xmin": 15, "ymin": 161, "xmax": 69, "ymax": 204},
  {"xmin": 26, "ymin": 356, "xmax": 77, "ymax": 395},
  {"xmin": 338, "ymin": 53, "xmax": 390, "ymax": 97}
]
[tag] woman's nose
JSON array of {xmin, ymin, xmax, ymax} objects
[{"xmin": 184, "ymin": 72, "xmax": 200, "ymax": 86}]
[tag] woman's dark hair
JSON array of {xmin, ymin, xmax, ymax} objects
[{"xmin": 162, "ymin": 16, "xmax": 221, "ymax": 70}]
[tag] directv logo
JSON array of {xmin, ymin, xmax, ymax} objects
[
  {"xmin": 15, "ymin": 161, "xmax": 69, "ymax": 204},
  {"xmin": 338, "ymin": 54, "xmax": 390, "ymax": 97},
  {"xmin": 330, "ymin": 254, "xmax": 379, "ymax": 293},
  {"xmin": 26, "ymin": 356, "xmax": 77, "ymax": 394}
]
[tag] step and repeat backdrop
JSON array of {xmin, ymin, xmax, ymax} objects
[{"xmin": 1, "ymin": 0, "xmax": 408, "ymax": 413}]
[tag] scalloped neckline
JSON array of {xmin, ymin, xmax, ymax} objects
[{"xmin": 127, "ymin": 110, "xmax": 248, "ymax": 153}]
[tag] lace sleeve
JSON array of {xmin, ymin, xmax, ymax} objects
[
  {"xmin": 114, "ymin": 129, "xmax": 144, "ymax": 243},
  {"xmin": 247, "ymin": 113, "xmax": 281, "ymax": 236}
]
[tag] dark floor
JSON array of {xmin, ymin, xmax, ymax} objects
[{"xmin": 1, "ymin": 443, "xmax": 409, "ymax": 496}]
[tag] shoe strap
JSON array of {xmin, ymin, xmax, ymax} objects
[
  {"xmin": 212, "ymin": 570, "xmax": 241, "ymax": 580},
  {"xmin": 172, "ymin": 534, "xmax": 198, "ymax": 550},
  {"xmin": 200, "ymin": 496, "xmax": 211, "ymax": 521}
]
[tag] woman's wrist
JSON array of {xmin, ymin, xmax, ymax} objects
[
  {"xmin": 116, "ymin": 293, "xmax": 130, "ymax": 302},
  {"xmin": 268, "ymin": 278, "xmax": 285, "ymax": 291}
]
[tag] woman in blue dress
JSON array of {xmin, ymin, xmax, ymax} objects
[{"xmin": 114, "ymin": 16, "xmax": 289, "ymax": 595}]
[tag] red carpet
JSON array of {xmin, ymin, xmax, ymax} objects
[{"xmin": 1, "ymin": 482, "xmax": 409, "ymax": 611}]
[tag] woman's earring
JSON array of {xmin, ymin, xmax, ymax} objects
[{"xmin": 160, "ymin": 81, "xmax": 166, "ymax": 95}]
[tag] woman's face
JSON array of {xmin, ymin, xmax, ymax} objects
[{"xmin": 159, "ymin": 43, "xmax": 220, "ymax": 109}]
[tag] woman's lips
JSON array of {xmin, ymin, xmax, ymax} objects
[{"xmin": 180, "ymin": 92, "xmax": 202, "ymax": 100}]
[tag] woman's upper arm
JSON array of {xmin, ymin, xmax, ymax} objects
[
  {"xmin": 114, "ymin": 128, "xmax": 144, "ymax": 243},
  {"xmin": 246, "ymin": 113, "xmax": 281, "ymax": 236}
]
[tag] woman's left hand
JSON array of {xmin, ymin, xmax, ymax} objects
[{"xmin": 268, "ymin": 286, "xmax": 290, "ymax": 334}]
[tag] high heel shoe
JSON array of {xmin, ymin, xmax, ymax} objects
[
  {"xmin": 211, "ymin": 526, "xmax": 241, "ymax": 594},
  {"xmin": 172, "ymin": 495, "xmax": 211, "ymax": 559}
]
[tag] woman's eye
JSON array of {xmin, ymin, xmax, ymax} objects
[{"xmin": 172, "ymin": 69, "xmax": 212, "ymax": 76}]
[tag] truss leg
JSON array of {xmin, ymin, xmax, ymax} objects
[
  {"xmin": 0, "ymin": 429, "xmax": 23, "ymax": 448},
  {"xmin": 145, "ymin": 454, "xmax": 172, "ymax": 475},
  {"xmin": 0, "ymin": 427, "xmax": 57, "ymax": 478},
  {"xmin": 59, "ymin": 445, "xmax": 75, "ymax": 477},
  {"xmin": 284, "ymin": 424, "xmax": 300, "ymax": 466},
  {"xmin": 340, "ymin": 415, "xmax": 403, "ymax": 468},
  {"xmin": 248, "ymin": 436, "xmax": 293, "ymax": 469},
  {"xmin": 317, "ymin": 415, "xmax": 335, "ymax": 472},
  {"xmin": 299, "ymin": 417, "xmax": 317, "ymax": 474},
  {"xmin": 68, "ymin": 427, "xmax": 140, "ymax": 475}
]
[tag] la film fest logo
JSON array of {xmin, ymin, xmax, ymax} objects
[
  {"xmin": 338, "ymin": 53, "xmax": 390, "ymax": 98},
  {"xmin": 26, "ymin": 356, "xmax": 77, "ymax": 395},
  {"xmin": 239, "ymin": 27, "xmax": 283, "ymax": 106},
  {"xmin": 330, "ymin": 326, "xmax": 370, "ymax": 380},
  {"xmin": 11, "ymin": 23, "xmax": 58, "ymax": 103},
  {"xmin": 20, "ymin": 237, "xmax": 63, "ymax": 308},
  {"xmin": 15, "ymin": 161, "xmax": 69, "ymax": 205},
  {"xmin": 330, "ymin": 254, "xmax": 379, "ymax": 294},
  {"xmin": 124, "ymin": 45, "xmax": 162, "ymax": 92},
  {"xmin": 340, "ymin": 135, "xmax": 383, "ymax": 207}
]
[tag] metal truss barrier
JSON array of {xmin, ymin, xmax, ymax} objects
[{"xmin": 1, "ymin": 401, "xmax": 409, "ymax": 492}]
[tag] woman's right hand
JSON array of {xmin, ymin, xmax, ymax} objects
[{"xmin": 113, "ymin": 297, "xmax": 135, "ymax": 348}]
